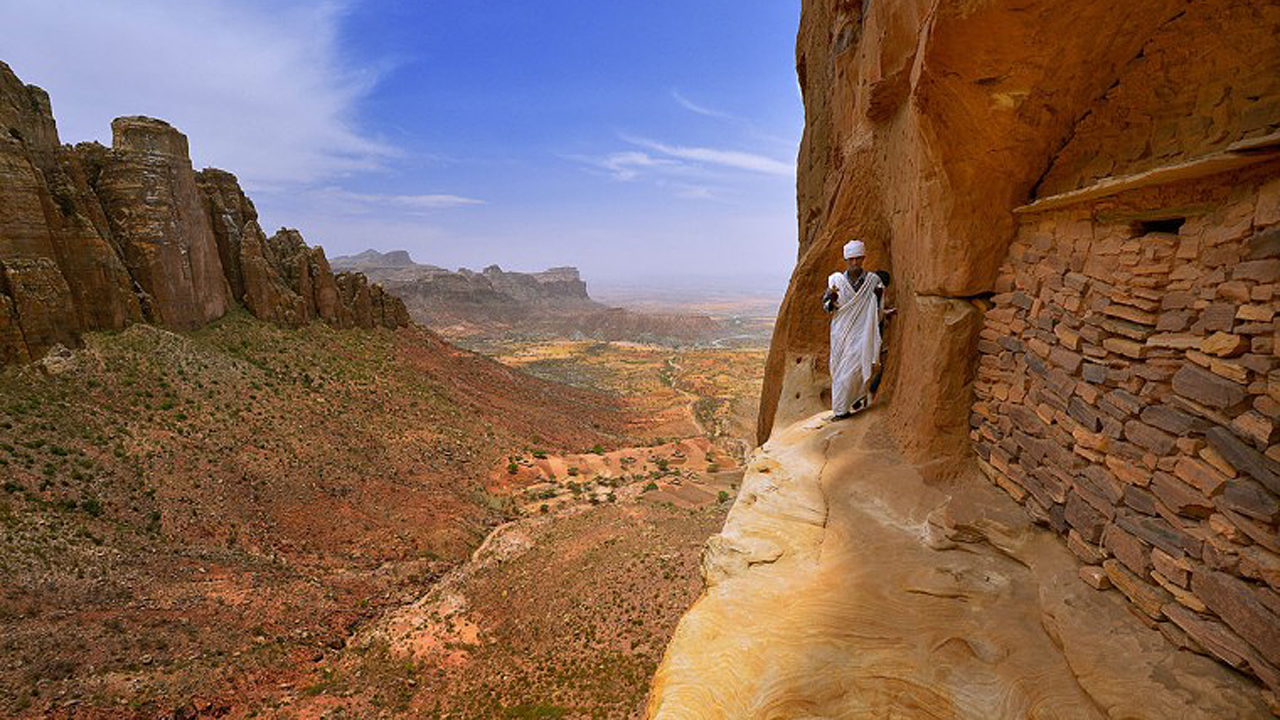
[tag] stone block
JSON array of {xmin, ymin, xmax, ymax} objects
[
  {"xmin": 1152, "ymin": 571, "xmax": 1208, "ymax": 613},
  {"xmin": 1103, "ymin": 303, "xmax": 1158, "ymax": 326},
  {"xmin": 1164, "ymin": 603, "xmax": 1252, "ymax": 670},
  {"xmin": 1079, "ymin": 565, "xmax": 1112, "ymax": 590},
  {"xmin": 1124, "ymin": 419, "xmax": 1175, "ymax": 455},
  {"xmin": 1049, "ymin": 346, "xmax": 1083, "ymax": 373},
  {"xmin": 1011, "ymin": 404, "xmax": 1051, "ymax": 437},
  {"xmin": 1208, "ymin": 358, "xmax": 1251, "ymax": 384},
  {"xmin": 1226, "ymin": 506, "xmax": 1280, "ymax": 554},
  {"xmin": 1235, "ymin": 259, "xmax": 1280, "ymax": 284},
  {"xmin": 1102, "ymin": 317, "xmax": 1154, "ymax": 340},
  {"xmin": 1172, "ymin": 364, "xmax": 1247, "ymax": 408},
  {"xmin": 1246, "ymin": 227, "xmax": 1280, "ymax": 259},
  {"xmin": 1068, "ymin": 529, "xmax": 1107, "ymax": 565},
  {"xmin": 1151, "ymin": 547, "xmax": 1191, "ymax": 588},
  {"xmin": 1139, "ymin": 404, "xmax": 1203, "ymax": 435},
  {"xmin": 1209, "ymin": 512, "xmax": 1253, "ymax": 545},
  {"xmin": 1232, "ymin": 411, "xmax": 1280, "ymax": 447},
  {"xmin": 1205, "ymin": 426, "xmax": 1280, "ymax": 495},
  {"xmin": 1161, "ymin": 290, "xmax": 1196, "ymax": 310},
  {"xmin": 1219, "ymin": 281, "xmax": 1252, "ymax": 303},
  {"xmin": 1123, "ymin": 484, "xmax": 1158, "ymax": 516},
  {"xmin": 1200, "ymin": 303, "xmax": 1237, "ymax": 333},
  {"xmin": 1215, "ymin": 479, "xmax": 1280, "ymax": 524},
  {"xmin": 1103, "ymin": 337, "xmax": 1147, "ymax": 358},
  {"xmin": 1192, "ymin": 568, "xmax": 1280, "ymax": 667},
  {"xmin": 1238, "ymin": 304, "xmax": 1277, "ymax": 323},
  {"xmin": 1156, "ymin": 310, "xmax": 1192, "ymax": 332},
  {"xmin": 1103, "ymin": 559, "xmax": 1171, "ymax": 619},
  {"xmin": 1201, "ymin": 445, "xmax": 1240, "ymax": 478},
  {"xmin": 1174, "ymin": 456, "xmax": 1229, "ymax": 496},
  {"xmin": 1106, "ymin": 454, "xmax": 1150, "ymax": 486},
  {"xmin": 1147, "ymin": 333, "xmax": 1203, "ymax": 350},
  {"xmin": 1239, "ymin": 546, "xmax": 1280, "ymax": 591},
  {"xmin": 1065, "ymin": 491, "xmax": 1105, "ymax": 543},
  {"xmin": 1104, "ymin": 523, "xmax": 1151, "ymax": 576},
  {"xmin": 1117, "ymin": 511, "xmax": 1203, "ymax": 559},
  {"xmin": 1151, "ymin": 471, "xmax": 1214, "ymax": 519},
  {"xmin": 1202, "ymin": 332, "xmax": 1249, "ymax": 358},
  {"xmin": 1081, "ymin": 363, "xmax": 1108, "ymax": 384},
  {"xmin": 1103, "ymin": 388, "xmax": 1144, "ymax": 416},
  {"xmin": 1067, "ymin": 397, "xmax": 1102, "ymax": 432}
]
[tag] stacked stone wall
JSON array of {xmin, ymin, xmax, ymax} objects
[{"xmin": 971, "ymin": 162, "xmax": 1280, "ymax": 692}]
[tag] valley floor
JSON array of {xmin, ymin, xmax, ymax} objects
[{"xmin": 0, "ymin": 317, "xmax": 765, "ymax": 718}]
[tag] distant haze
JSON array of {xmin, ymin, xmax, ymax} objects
[{"xmin": 0, "ymin": 1, "xmax": 802, "ymax": 283}]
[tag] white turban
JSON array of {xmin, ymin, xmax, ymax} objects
[{"xmin": 843, "ymin": 240, "xmax": 866, "ymax": 259}]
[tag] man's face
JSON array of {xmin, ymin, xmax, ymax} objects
[{"xmin": 846, "ymin": 255, "xmax": 864, "ymax": 272}]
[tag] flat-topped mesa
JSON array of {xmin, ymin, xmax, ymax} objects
[
  {"xmin": 0, "ymin": 61, "xmax": 409, "ymax": 366},
  {"xmin": 111, "ymin": 115, "xmax": 190, "ymax": 158}
]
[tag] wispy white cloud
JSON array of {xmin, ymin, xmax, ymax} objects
[
  {"xmin": 671, "ymin": 89, "xmax": 742, "ymax": 122},
  {"xmin": 621, "ymin": 134, "xmax": 794, "ymax": 177},
  {"xmin": 313, "ymin": 187, "xmax": 486, "ymax": 212},
  {"xmin": 0, "ymin": 0, "xmax": 393, "ymax": 187},
  {"xmin": 569, "ymin": 150, "xmax": 686, "ymax": 181}
]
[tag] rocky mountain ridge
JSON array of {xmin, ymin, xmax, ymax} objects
[
  {"xmin": 333, "ymin": 248, "xmax": 723, "ymax": 344},
  {"xmin": 0, "ymin": 61, "xmax": 408, "ymax": 366},
  {"xmin": 332, "ymin": 249, "xmax": 596, "ymax": 310}
]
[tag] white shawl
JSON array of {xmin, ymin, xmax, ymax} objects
[{"xmin": 828, "ymin": 270, "xmax": 883, "ymax": 409}]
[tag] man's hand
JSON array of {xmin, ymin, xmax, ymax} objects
[{"xmin": 823, "ymin": 288, "xmax": 838, "ymax": 312}]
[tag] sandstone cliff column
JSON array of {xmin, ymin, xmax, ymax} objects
[
  {"xmin": 196, "ymin": 168, "xmax": 306, "ymax": 326},
  {"xmin": 93, "ymin": 116, "xmax": 230, "ymax": 329}
]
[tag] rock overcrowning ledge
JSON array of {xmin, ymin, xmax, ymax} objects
[
  {"xmin": 0, "ymin": 61, "xmax": 408, "ymax": 366},
  {"xmin": 709, "ymin": 0, "xmax": 1280, "ymax": 713}
]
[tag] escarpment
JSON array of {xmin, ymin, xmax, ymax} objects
[
  {"xmin": 0, "ymin": 61, "xmax": 408, "ymax": 365},
  {"xmin": 653, "ymin": 0, "xmax": 1280, "ymax": 716}
]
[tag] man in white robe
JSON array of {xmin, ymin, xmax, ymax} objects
[{"xmin": 822, "ymin": 239, "xmax": 890, "ymax": 419}]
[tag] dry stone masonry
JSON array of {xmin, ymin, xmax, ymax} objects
[
  {"xmin": 0, "ymin": 61, "xmax": 408, "ymax": 366},
  {"xmin": 973, "ymin": 165, "xmax": 1280, "ymax": 692}
]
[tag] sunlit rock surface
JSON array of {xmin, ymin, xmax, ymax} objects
[{"xmin": 648, "ymin": 410, "xmax": 1269, "ymax": 718}]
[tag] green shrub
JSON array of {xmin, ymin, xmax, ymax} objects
[{"xmin": 717, "ymin": 490, "xmax": 730, "ymax": 504}]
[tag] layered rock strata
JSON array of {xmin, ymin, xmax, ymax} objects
[
  {"xmin": 683, "ymin": 0, "xmax": 1280, "ymax": 712},
  {"xmin": 0, "ymin": 61, "xmax": 408, "ymax": 365}
]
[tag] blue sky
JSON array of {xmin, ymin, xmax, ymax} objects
[{"xmin": 0, "ymin": 1, "xmax": 802, "ymax": 287}]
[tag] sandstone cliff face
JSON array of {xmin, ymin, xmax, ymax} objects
[
  {"xmin": 0, "ymin": 61, "xmax": 408, "ymax": 365},
  {"xmin": 658, "ymin": 0, "xmax": 1280, "ymax": 714}
]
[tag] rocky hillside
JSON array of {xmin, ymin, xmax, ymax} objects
[
  {"xmin": 652, "ymin": 0, "xmax": 1280, "ymax": 716},
  {"xmin": 332, "ymin": 249, "xmax": 722, "ymax": 344},
  {"xmin": 0, "ymin": 61, "xmax": 407, "ymax": 367},
  {"xmin": 0, "ymin": 311, "xmax": 628, "ymax": 717}
]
